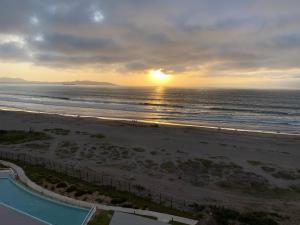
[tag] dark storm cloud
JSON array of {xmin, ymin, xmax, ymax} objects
[
  {"xmin": 0, "ymin": 0, "xmax": 300, "ymax": 74},
  {"xmin": 0, "ymin": 42, "xmax": 29, "ymax": 61},
  {"xmin": 28, "ymin": 33, "xmax": 122, "ymax": 54}
]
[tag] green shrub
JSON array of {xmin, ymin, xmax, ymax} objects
[
  {"xmin": 111, "ymin": 197, "xmax": 127, "ymax": 204},
  {"xmin": 75, "ymin": 189, "xmax": 87, "ymax": 197},
  {"xmin": 0, "ymin": 130, "xmax": 50, "ymax": 144},
  {"xmin": 56, "ymin": 182, "xmax": 68, "ymax": 188},
  {"xmin": 44, "ymin": 128, "xmax": 70, "ymax": 135},
  {"xmin": 66, "ymin": 185, "xmax": 77, "ymax": 193},
  {"xmin": 91, "ymin": 133, "xmax": 105, "ymax": 139},
  {"xmin": 239, "ymin": 211, "xmax": 279, "ymax": 225}
]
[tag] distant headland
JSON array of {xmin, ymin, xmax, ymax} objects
[{"xmin": 0, "ymin": 77, "xmax": 117, "ymax": 86}]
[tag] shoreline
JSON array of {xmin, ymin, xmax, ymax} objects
[{"xmin": 1, "ymin": 107, "xmax": 300, "ymax": 138}]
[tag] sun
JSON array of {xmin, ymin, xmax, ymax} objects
[{"xmin": 150, "ymin": 69, "xmax": 171, "ymax": 84}]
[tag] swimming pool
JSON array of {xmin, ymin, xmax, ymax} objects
[{"xmin": 0, "ymin": 178, "xmax": 94, "ymax": 225}]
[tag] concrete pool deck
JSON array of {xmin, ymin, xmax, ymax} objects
[{"xmin": 0, "ymin": 203, "xmax": 48, "ymax": 225}]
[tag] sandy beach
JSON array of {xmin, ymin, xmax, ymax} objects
[{"xmin": 1, "ymin": 109, "xmax": 300, "ymax": 224}]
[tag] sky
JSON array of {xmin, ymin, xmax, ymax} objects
[{"xmin": 0, "ymin": 0, "xmax": 300, "ymax": 88}]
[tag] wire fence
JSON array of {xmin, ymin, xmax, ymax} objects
[{"xmin": 0, "ymin": 150, "xmax": 194, "ymax": 211}]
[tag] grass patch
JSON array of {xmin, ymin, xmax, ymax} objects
[
  {"xmin": 190, "ymin": 204, "xmax": 283, "ymax": 225},
  {"xmin": 261, "ymin": 166, "xmax": 276, "ymax": 173},
  {"xmin": 91, "ymin": 133, "xmax": 105, "ymax": 139},
  {"xmin": 238, "ymin": 185, "xmax": 300, "ymax": 201},
  {"xmin": 88, "ymin": 210, "xmax": 114, "ymax": 225},
  {"xmin": 247, "ymin": 160, "xmax": 264, "ymax": 166},
  {"xmin": 24, "ymin": 143, "xmax": 50, "ymax": 150},
  {"xmin": 0, "ymin": 130, "xmax": 51, "ymax": 145},
  {"xmin": 0, "ymin": 163, "xmax": 8, "ymax": 169},
  {"xmin": 272, "ymin": 170, "xmax": 300, "ymax": 180},
  {"xmin": 211, "ymin": 206, "xmax": 280, "ymax": 225},
  {"xmin": 178, "ymin": 159, "xmax": 242, "ymax": 178},
  {"xmin": 55, "ymin": 141, "xmax": 79, "ymax": 157},
  {"xmin": 132, "ymin": 147, "xmax": 145, "ymax": 152},
  {"xmin": 161, "ymin": 161, "xmax": 176, "ymax": 173},
  {"xmin": 150, "ymin": 151, "xmax": 158, "ymax": 155},
  {"xmin": 195, "ymin": 158, "xmax": 214, "ymax": 168},
  {"xmin": 56, "ymin": 182, "xmax": 68, "ymax": 188},
  {"xmin": 44, "ymin": 128, "xmax": 70, "ymax": 135}
]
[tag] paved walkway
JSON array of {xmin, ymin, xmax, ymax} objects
[
  {"xmin": 0, "ymin": 160, "xmax": 198, "ymax": 225},
  {"xmin": 110, "ymin": 211, "xmax": 167, "ymax": 225},
  {"xmin": 0, "ymin": 203, "xmax": 48, "ymax": 225},
  {"xmin": 0, "ymin": 169, "xmax": 15, "ymax": 178}
]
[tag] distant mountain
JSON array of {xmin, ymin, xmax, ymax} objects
[
  {"xmin": 0, "ymin": 77, "xmax": 117, "ymax": 86},
  {"xmin": 62, "ymin": 80, "xmax": 116, "ymax": 86},
  {"xmin": 0, "ymin": 77, "xmax": 28, "ymax": 83}
]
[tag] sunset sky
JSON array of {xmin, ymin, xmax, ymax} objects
[{"xmin": 1, "ymin": 0, "xmax": 300, "ymax": 88}]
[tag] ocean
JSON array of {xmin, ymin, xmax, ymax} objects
[{"xmin": 0, "ymin": 84, "xmax": 300, "ymax": 134}]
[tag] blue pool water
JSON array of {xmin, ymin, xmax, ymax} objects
[{"xmin": 0, "ymin": 178, "xmax": 92, "ymax": 225}]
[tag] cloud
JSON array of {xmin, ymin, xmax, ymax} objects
[
  {"xmin": 0, "ymin": 42, "xmax": 29, "ymax": 61},
  {"xmin": 28, "ymin": 33, "xmax": 122, "ymax": 54},
  {"xmin": 0, "ymin": 0, "xmax": 300, "ymax": 77}
]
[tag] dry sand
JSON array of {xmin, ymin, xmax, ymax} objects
[{"xmin": 0, "ymin": 110, "xmax": 300, "ymax": 224}]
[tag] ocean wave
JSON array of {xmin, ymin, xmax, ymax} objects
[
  {"xmin": 0, "ymin": 93, "xmax": 186, "ymax": 109},
  {"xmin": 1, "ymin": 86, "xmax": 300, "ymax": 134},
  {"xmin": 208, "ymin": 107, "xmax": 300, "ymax": 116}
]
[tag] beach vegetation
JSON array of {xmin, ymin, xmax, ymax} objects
[
  {"xmin": 0, "ymin": 130, "xmax": 51, "ymax": 144},
  {"xmin": 44, "ymin": 128, "xmax": 70, "ymax": 135},
  {"xmin": 211, "ymin": 206, "xmax": 280, "ymax": 225},
  {"xmin": 110, "ymin": 197, "xmax": 127, "ymax": 204},
  {"xmin": 190, "ymin": 204, "xmax": 281, "ymax": 225},
  {"xmin": 161, "ymin": 161, "xmax": 176, "ymax": 173},
  {"xmin": 134, "ymin": 184, "xmax": 146, "ymax": 191},
  {"xmin": 194, "ymin": 158, "xmax": 213, "ymax": 167},
  {"xmin": 55, "ymin": 141, "xmax": 79, "ymax": 158},
  {"xmin": 75, "ymin": 131, "xmax": 90, "ymax": 135},
  {"xmin": 91, "ymin": 133, "xmax": 105, "ymax": 139},
  {"xmin": 74, "ymin": 189, "xmax": 89, "ymax": 197},
  {"xmin": 0, "ymin": 163, "xmax": 8, "ymax": 169},
  {"xmin": 142, "ymin": 159, "xmax": 158, "ymax": 169},
  {"xmin": 24, "ymin": 142, "xmax": 50, "ymax": 151},
  {"xmin": 56, "ymin": 182, "xmax": 68, "ymax": 188},
  {"xmin": 66, "ymin": 185, "xmax": 78, "ymax": 193},
  {"xmin": 132, "ymin": 147, "xmax": 145, "ymax": 152},
  {"xmin": 216, "ymin": 171, "xmax": 270, "ymax": 192},
  {"xmin": 247, "ymin": 160, "xmax": 264, "ymax": 166},
  {"xmin": 260, "ymin": 165, "xmax": 300, "ymax": 180},
  {"xmin": 261, "ymin": 166, "xmax": 276, "ymax": 173},
  {"xmin": 177, "ymin": 159, "xmax": 242, "ymax": 179},
  {"xmin": 219, "ymin": 143, "xmax": 228, "ymax": 147},
  {"xmin": 150, "ymin": 150, "xmax": 158, "ymax": 155},
  {"xmin": 272, "ymin": 170, "xmax": 300, "ymax": 180}
]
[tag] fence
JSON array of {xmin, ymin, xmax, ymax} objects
[{"xmin": 0, "ymin": 150, "xmax": 193, "ymax": 211}]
